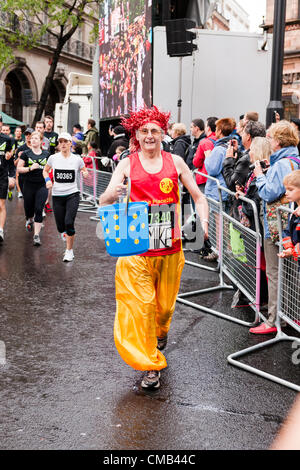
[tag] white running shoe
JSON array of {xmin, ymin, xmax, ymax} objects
[
  {"xmin": 63, "ymin": 249, "xmax": 74, "ymax": 262},
  {"xmin": 18, "ymin": 192, "xmax": 23, "ymax": 198},
  {"xmin": 0, "ymin": 229, "xmax": 4, "ymax": 243}
]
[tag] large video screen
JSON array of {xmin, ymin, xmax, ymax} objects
[{"xmin": 99, "ymin": 0, "xmax": 153, "ymax": 119}]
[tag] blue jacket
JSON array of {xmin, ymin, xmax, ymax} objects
[
  {"xmin": 256, "ymin": 146, "xmax": 300, "ymax": 239},
  {"xmin": 204, "ymin": 136, "xmax": 230, "ymax": 201}
]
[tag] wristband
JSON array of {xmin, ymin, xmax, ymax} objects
[{"xmin": 45, "ymin": 177, "xmax": 51, "ymax": 183}]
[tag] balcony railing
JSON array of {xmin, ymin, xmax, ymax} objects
[{"xmin": 0, "ymin": 14, "xmax": 95, "ymax": 62}]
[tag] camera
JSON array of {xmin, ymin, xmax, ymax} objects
[{"xmin": 249, "ymin": 160, "xmax": 268, "ymax": 171}]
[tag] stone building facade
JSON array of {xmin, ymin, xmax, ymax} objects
[
  {"xmin": 0, "ymin": 9, "xmax": 97, "ymax": 126},
  {"xmin": 264, "ymin": 0, "xmax": 300, "ymax": 119},
  {"xmin": 207, "ymin": 0, "xmax": 250, "ymax": 32}
]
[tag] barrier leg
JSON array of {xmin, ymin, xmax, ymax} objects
[{"xmin": 227, "ymin": 332, "xmax": 300, "ymax": 392}]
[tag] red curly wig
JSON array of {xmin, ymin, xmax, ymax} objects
[{"xmin": 121, "ymin": 105, "xmax": 171, "ymax": 151}]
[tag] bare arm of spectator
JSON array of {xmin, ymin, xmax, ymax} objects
[{"xmin": 271, "ymin": 394, "xmax": 300, "ymax": 450}]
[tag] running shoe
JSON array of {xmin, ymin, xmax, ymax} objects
[
  {"xmin": 60, "ymin": 232, "xmax": 67, "ymax": 242},
  {"xmin": 25, "ymin": 220, "xmax": 33, "ymax": 232},
  {"xmin": 18, "ymin": 192, "xmax": 23, "ymax": 198},
  {"xmin": 33, "ymin": 234, "xmax": 41, "ymax": 246},
  {"xmin": 7, "ymin": 191, "xmax": 13, "ymax": 200},
  {"xmin": 0, "ymin": 229, "xmax": 4, "ymax": 243},
  {"xmin": 141, "ymin": 371, "xmax": 160, "ymax": 390},
  {"xmin": 63, "ymin": 249, "xmax": 74, "ymax": 262},
  {"xmin": 45, "ymin": 203, "xmax": 52, "ymax": 213}
]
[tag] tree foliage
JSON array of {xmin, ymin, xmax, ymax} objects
[{"xmin": 0, "ymin": 0, "xmax": 101, "ymax": 123}]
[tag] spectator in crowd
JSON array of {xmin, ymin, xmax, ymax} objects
[
  {"xmin": 243, "ymin": 111, "xmax": 259, "ymax": 125},
  {"xmin": 233, "ymin": 136, "xmax": 272, "ymax": 307},
  {"xmin": 203, "ymin": 117, "xmax": 236, "ymax": 261},
  {"xmin": 291, "ymin": 118, "xmax": 300, "ymax": 155},
  {"xmin": 73, "ymin": 119, "xmax": 99, "ymax": 155},
  {"xmin": 249, "ymin": 120, "xmax": 300, "ymax": 334},
  {"xmin": 161, "ymin": 123, "xmax": 173, "ymax": 152},
  {"xmin": 72, "ymin": 124, "xmax": 84, "ymax": 151},
  {"xmin": 107, "ymin": 125, "xmax": 129, "ymax": 160},
  {"xmin": 271, "ymin": 394, "xmax": 300, "ymax": 450},
  {"xmin": 170, "ymin": 123, "xmax": 191, "ymax": 161},
  {"xmin": 44, "ymin": 116, "xmax": 58, "ymax": 155},
  {"xmin": 185, "ymin": 118, "xmax": 206, "ymax": 170},
  {"xmin": 204, "ymin": 117, "xmax": 236, "ymax": 205},
  {"xmin": 278, "ymin": 169, "xmax": 300, "ymax": 269},
  {"xmin": 193, "ymin": 116, "xmax": 218, "ymax": 193},
  {"xmin": 112, "ymin": 145, "xmax": 126, "ymax": 164},
  {"xmin": 223, "ymin": 120, "xmax": 266, "ymax": 192}
]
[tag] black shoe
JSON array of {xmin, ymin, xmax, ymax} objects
[{"xmin": 141, "ymin": 371, "xmax": 160, "ymax": 389}]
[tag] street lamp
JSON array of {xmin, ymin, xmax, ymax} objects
[{"xmin": 266, "ymin": 0, "xmax": 287, "ymax": 128}]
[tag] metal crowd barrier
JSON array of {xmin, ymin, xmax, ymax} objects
[
  {"xmin": 177, "ymin": 172, "xmax": 262, "ymax": 327},
  {"xmin": 78, "ymin": 156, "xmax": 113, "ymax": 219},
  {"xmin": 227, "ymin": 206, "xmax": 300, "ymax": 392},
  {"xmin": 182, "ymin": 172, "xmax": 220, "ymax": 274}
]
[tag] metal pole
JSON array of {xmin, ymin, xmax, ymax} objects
[
  {"xmin": 177, "ymin": 56, "xmax": 182, "ymax": 121},
  {"xmin": 266, "ymin": 0, "xmax": 287, "ymax": 128}
]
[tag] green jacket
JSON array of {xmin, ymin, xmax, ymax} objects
[{"xmin": 79, "ymin": 127, "xmax": 99, "ymax": 154}]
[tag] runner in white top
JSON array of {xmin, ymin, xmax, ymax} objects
[{"xmin": 43, "ymin": 132, "xmax": 88, "ymax": 262}]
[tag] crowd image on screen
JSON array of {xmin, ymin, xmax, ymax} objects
[{"xmin": 99, "ymin": 0, "xmax": 152, "ymax": 119}]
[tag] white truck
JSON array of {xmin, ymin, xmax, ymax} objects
[
  {"xmin": 54, "ymin": 72, "xmax": 93, "ymax": 135},
  {"xmin": 153, "ymin": 27, "xmax": 272, "ymax": 126}
]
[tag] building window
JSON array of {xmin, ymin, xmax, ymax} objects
[{"xmin": 283, "ymin": 95, "xmax": 299, "ymax": 120}]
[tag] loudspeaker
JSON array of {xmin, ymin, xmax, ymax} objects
[{"xmin": 165, "ymin": 18, "xmax": 197, "ymax": 57}]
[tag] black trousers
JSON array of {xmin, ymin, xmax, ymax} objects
[
  {"xmin": 23, "ymin": 182, "xmax": 48, "ymax": 223},
  {"xmin": 52, "ymin": 192, "xmax": 80, "ymax": 236}
]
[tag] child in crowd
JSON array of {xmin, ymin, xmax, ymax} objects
[
  {"xmin": 81, "ymin": 142, "xmax": 100, "ymax": 192},
  {"xmin": 279, "ymin": 170, "xmax": 300, "ymax": 269},
  {"xmin": 112, "ymin": 145, "xmax": 126, "ymax": 164}
]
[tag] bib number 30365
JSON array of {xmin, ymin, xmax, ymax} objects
[{"xmin": 54, "ymin": 169, "xmax": 75, "ymax": 183}]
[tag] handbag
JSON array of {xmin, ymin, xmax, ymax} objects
[
  {"xmin": 266, "ymin": 195, "xmax": 289, "ymax": 244},
  {"xmin": 98, "ymin": 177, "xmax": 149, "ymax": 257},
  {"xmin": 229, "ymin": 223, "xmax": 247, "ymax": 263}
]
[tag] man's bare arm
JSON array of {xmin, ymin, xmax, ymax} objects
[{"xmin": 99, "ymin": 158, "xmax": 130, "ymax": 206}]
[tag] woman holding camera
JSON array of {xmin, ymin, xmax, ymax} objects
[{"xmin": 249, "ymin": 121, "xmax": 300, "ymax": 334}]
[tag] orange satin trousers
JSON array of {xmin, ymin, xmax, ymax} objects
[{"xmin": 114, "ymin": 251, "xmax": 185, "ymax": 371}]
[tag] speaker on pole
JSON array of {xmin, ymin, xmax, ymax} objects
[{"xmin": 165, "ymin": 18, "xmax": 198, "ymax": 57}]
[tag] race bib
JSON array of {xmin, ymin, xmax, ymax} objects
[
  {"xmin": 148, "ymin": 204, "xmax": 175, "ymax": 250},
  {"xmin": 54, "ymin": 169, "xmax": 75, "ymax": 183}
]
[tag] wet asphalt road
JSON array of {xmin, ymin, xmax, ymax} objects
[{"xmin": 0, "ymin": 196, "xmax": 299, "ymax": 451}]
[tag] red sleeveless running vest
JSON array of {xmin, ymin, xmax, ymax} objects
[{"xmin": 129, "ymin": 151, "xmax": 182, "ymax": 257}]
